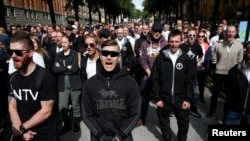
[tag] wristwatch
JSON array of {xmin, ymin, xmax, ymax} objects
[{"xmin": 19, "ymin": 124, "xmax": 27, "ymax": 134}]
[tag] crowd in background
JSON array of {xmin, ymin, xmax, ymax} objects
[{"xmin": 0, "ymin": 17, "xmax": 250, "ymax": 141}]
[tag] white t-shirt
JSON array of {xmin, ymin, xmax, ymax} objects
[
  {"xmin": 86, "ymin": 58, "xmax": 97, "ymax": 79},
  {"xmin": 8, "ymin": 52, "xmax": 45, "ymax": 74},
  {"xmin": 168, "ymin": 49, "xmax": 180, "ymax": 68}
]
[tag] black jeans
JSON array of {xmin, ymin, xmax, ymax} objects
[
  {"xmin": 209, "ymin": 73, "xmax": 228, "ymax": 113},
  {"xmin": 157, "ymin": 101, "xmax": 189, "ymax": 141},
  {"xmin": 91, "ymin": 134, "xmax": 133, "ymax": 141},
  {"xmin": 140, "ymin": 78, "xmax": 151, "ymax": 121}
]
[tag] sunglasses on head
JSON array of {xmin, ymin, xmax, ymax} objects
[
  {"xmin": 101, "ymin": 50, "xmax": 120, "ymax": 57},
  {"xmin": 8, "ymin": 49, "xmax": 30, "ymax": 56},
  {"xmin": 188, "ymin": 34, "xmax": 196, "ymax": 38},
  {"xmin": 84, "ymin": 43, "xmax": 95, "ymax": 48}
]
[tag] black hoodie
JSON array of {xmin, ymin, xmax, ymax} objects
[{"xmin": 81, "ymin": 65, "xmax": 141, "ymax": 140}]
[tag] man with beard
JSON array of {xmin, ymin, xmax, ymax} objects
[
  {"xmin": 206, "ymin": 24, "xmax": 244, "ymax": 120},
  {"xmin": 8, "ymin": 33, "xmax": 58, "ymax": 141},
  {"xmin": 81, "ymin": 40, "xmax": 140, "ymax": 141}
]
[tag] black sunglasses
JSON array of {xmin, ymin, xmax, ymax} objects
[
  {"xmin": 101, "ymin": 50, "xmax": 120, "ymax": 57},
  {"xmin": 188, "ymin": 34, "xmax": 196, "ymax": 38},
  {"xmin": 84, "ymin": 43, "xmax": 95, "ymax": 48},
  {"xmin": 99, "ymin": 34, "xmax": 109, "ymax": 39},
  {"xmin": 8, "ymin": 49, "xmax": 30, "ymax": 56},
  {"xmin": 153, "ymin": 30, "xmax": 162, "ymax": 33},
  {"xmin": 198, "ymin": 35, "xmax": 205, "ymax": 38}
]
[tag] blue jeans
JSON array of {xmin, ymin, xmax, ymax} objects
[{"xmin": 224, "ymin": 110, "xmax": 250, "ymax": 125}]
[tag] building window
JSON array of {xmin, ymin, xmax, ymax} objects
[
  {"xmin": 30, "ymin": 11, "xmax": 33, "ymax": 19},
  {"xmin": 43, "ymin": 13, "xmax": 47, "ymax": 20},
  {"xmin": 11, "ymin": 9, "xmax": 16, "ymax": 17},
  {"xmin": 34, "ymin": 12, "xmax": 37, "ymax": 19},
  {"xmin": 47, "ymin": 14, "xmax": 50, "ymax": 20},
  {"xmin": 5, "ymin": 8, "xmax": 9, "ymax": 17},
  {"xmin": 24, "ymin": 11, "xmax": 29, "ymax": 19}
]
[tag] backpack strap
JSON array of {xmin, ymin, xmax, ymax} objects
[{"xmin": 35, "ymin": 68, "xmax": 47, "ymax": 91}]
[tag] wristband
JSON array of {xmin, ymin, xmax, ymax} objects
[{"xmin": 19, "ymin": 124, "xmax": 27, "ymax": 134}]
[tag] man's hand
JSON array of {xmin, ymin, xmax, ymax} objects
[
  {"xmin": 55, "ymin": 62, "xmax": 60, "ymax": 67},
  {"xmin": 22, "ymin": 130, "xmax": 37, "ymax": 141},
  {"xmin": 12, "ymin": 123, "xmax": 22, "ymax": 135},
  {"xmin": 67, "ymin": 65, "xmax": 72, "ymax": 69},
  {"xmin": 155, "ymin": 100, "xmax": 164, "ymax": 108},
  {"xmin": 182, "ymin": 101, "xmax": 190, "ymax": 109}
]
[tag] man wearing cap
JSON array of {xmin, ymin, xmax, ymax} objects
[
  {"xmin": 99, "ymin": 28, "xmax": 111, "ymax": 45},
  {"xmin": 138, "ymin": 22, "xmax": 168, "ymax": 125}
]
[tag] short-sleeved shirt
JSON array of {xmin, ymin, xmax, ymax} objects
[{"xmin": 9, "ymin": 65, "xmax": 58, "ymax": 139}]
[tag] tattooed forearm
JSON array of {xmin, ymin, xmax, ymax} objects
[{"xmin": 45, "ymin": 101, "xmax": 53, "ymax": 107}]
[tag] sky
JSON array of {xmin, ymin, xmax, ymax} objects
[{"xmin": 132, "ymin": 0, "xmax": 143, "ymax": 11}]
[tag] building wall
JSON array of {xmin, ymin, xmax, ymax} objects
[
  {"xmin": 193, "ymin": 0, "xmax": 250, "ymax": 22},
  {"xmin": 3, "ymin": 0, "xmax": 104, "ymax": 30}
]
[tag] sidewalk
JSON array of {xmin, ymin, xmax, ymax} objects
[{"xmin": 60, "ymin": 86, "xmax": 225, "ymax": 141}]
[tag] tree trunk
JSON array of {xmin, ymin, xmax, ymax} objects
[
  {"xmin": 74, "ymin": 5, "xmax": 79, "ymax": 22},
  {"xmin": 47, "ymin": 0, "xmax": 56, "ymax": 25},
  {"xmin": 212, "ymin": 0, "xmax": 221, "ymax": 31},
  {"xmin": 96, "ymin": 5, "xmax": 101, "ymax": 23},
  {"xmin": 0, "ymin": 0, "xmax": 7, "ymax": 30},
  {"xmin": 189, "ymin": 0, "xmax": 194, "ymax": 22},
  {"xmin": 180, "ymin": 0, "xmax": 183, "ymax": 20},
  {"xmin": 88, "ymin": 0, "xmax": 92, "ymax": 25}
]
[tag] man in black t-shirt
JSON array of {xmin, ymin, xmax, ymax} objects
[{"xmin": 8, "ymin": 32, "xmax": 58, "ymax": 141}]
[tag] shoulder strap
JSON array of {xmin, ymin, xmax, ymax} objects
[
  {"xmin": 9, "ymin": 71, "xmax": 19, "ymax": 84},
  {"xmin": 35, "ymin": 68, "xmax": 47, "ymax": 91}
]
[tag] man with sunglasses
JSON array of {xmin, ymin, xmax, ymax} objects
[
  {"xmin": 81, "ymin": 33, "xmax": 100, "ymax": 84},
  {"xmin": 180, "ymin": 28, "xmax": 203, "ymax": 118},
  {"xmin": 99, "ymin": 28, "xmax": 111, "ymax": 45},
  {"xmin": 138, "ymin": 22, "xmax": 168, "ymax": 125},
  {"xmin": 82, "ymin": 40, "xmax": 140, "ymax": 141},
  {"xmin": 8, "ymin": 33, "xmax": 58, "ymax": 141}
]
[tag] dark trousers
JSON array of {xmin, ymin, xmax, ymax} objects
[
  {"xmin": 209, "ymin": 73, "xmax": 228, "ymax": 113},
  {"xmin": 197, "ymin": 70, "xmax": 208, "ymax": 99},
  {"xmin": 91, "ymin": 134, "xmax": 133, "ymax": 141},
  {"xmin": 157, "ymin": 102, "xmax": 189, "ymax": 141},
  {"xmin": 140, "ymin": 78, "xmax": 151, "ymax": 121}
]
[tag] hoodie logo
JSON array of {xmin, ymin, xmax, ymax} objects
[
  {"xmin": 176, "ymin": 63, "xmax": 183, "ymax": 70},
  {"xmin": 99, "ymin": 89, "xmax": 118, "ymax": 98},
  {"xmin": 95, "ymin": 89, "xmax": 125, "ymax": 109},
  {"xmin": 122, "ymin": 46, "xmax": 127, "ymax": 51}
]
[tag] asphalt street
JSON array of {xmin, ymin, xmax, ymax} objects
[{"xmin": 60, "ymin": 85, "xmax": 225, "ymax": 141}]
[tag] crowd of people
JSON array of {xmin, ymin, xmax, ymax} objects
[{"xmin": 0, "ymin": 18, "xmax": 250, "ymax": 141}]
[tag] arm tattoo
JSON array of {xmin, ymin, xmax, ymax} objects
[{"xmin": 45, "ymin": 101, "xmax": 53, "ymax": 107}]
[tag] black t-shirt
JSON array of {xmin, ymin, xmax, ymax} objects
[{"xmin": 9, "ymin": 65, "xmax": 58, "ymax": 139}]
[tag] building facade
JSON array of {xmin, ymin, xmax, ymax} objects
[
  {"xmin": 3, "ymin": 0, "xmax": 103, "ymax": 30},
  {"xmin": 191, "ymin": 0, "xmax": 250, "ymax": 22}
]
